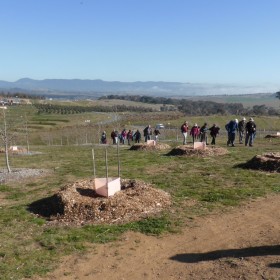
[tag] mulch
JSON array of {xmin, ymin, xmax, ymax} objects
[
  {"xmin": 34, "ymin": 179, "xmax": 172, "ymax": 227},
  {"xmin": 237, "ymin": 152, "xmax": 280, "ymax": 173},
  {"xmin": 167, "ymin": 145, "xmax": 229, "ymax": 157},
  {"xmin": 265, "ymin": 134, "xmax": 280, "ymax": 138},
  {"xmin": 129, "ymin": 143, "xmax": 171, "ymax": 151}
]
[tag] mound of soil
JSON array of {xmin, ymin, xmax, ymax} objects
[
  {"xmin": 129, "ymin": 143, "xmax": 171, "ymax": 151},
  {"xmin": 0, "ymin": 146, "xmax": 27, "ymax": 154},
  {"xmin": 167, "ymin": 145, "xmax": 228, "ymax": 157},
  {"xmin": 238, "ymin": 152, "xmax": 280, "ymax": 172},
  {"xmin": 265, "ymin": 134, "xmax": 280, "ymax": 138},
  {"xmin": 45, "ymin": 179, "xmax": 172, "ymax": 226}
]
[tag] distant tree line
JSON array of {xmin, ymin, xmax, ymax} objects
[
  {"xmin": 0, "ymin": 91, "xmax": 45, "ymax": 100},
  {"xmin": 33, "ymin": 103, "xmax": 155, "ymax": 114},
  {"xmin": 99, "ymin": 94, "xmax": 280, "ymax": 116}
]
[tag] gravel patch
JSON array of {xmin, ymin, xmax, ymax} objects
[{"xmin": 0, "ymin": 168, "xmax": 48, "ymax": 184}]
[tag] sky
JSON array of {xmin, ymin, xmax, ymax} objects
[{"xmin": 1, "ymin": 0, "xmax": 280, "ymax": 87}]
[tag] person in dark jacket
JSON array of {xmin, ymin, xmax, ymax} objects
[
  {"xmin": 225, "ymin": 119, "xmax": 238, "ymax": 147},
  {"xmin": 238, "ymin": 117, "xmax": 246, "ymax": 144},
  {"xmin": 143, "ymin": 125, "xmax": 152, "ymax": 142},
  {"xmin": 200, "ymin": 123, "xmax": 208, "ymax": 144},
  {"xmin": 154, "ymin": 128, "xmax": 160, "ymax": 142},
  {"xmin": 111, "ymin": 130, "xmax": 118, "ymax": 144},
  {"xmin": 134, "ymin": 129, "xmax": 141, "ymax": 143},
  {"xmin": 245, "ymin": 117, "xmax": 257, "ymax": 147},
  {"xmin": 101, "ymin": 131, "xmax": 107, "ymax": 144},
  {"xmin": 209, "ymin": 124, "xmax": 220, "ymax": 145}
]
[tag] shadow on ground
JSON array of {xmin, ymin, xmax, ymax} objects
[
  {"xmin": 28, "ymin": 195, "xmax": 64, "ymax": 218},
  {"xmin": 170, "ymin": 245, "xmax": 280, "ymax": 263},
  {"xmin": 268, "ymin": 262, "xmax": 280, "ymax": 269}
]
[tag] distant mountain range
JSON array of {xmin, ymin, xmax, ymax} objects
[{"xmin": 0, "ymin": 78, "xmax": 279, "ymax": 99}]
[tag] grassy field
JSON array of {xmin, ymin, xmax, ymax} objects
[
  {"xmin": 184, "ymin": 93, "xmax": 280, "ymax": 109},
  {"xmin": 0, "ymin": 102, "xmax": 280, "ymax": 279}
]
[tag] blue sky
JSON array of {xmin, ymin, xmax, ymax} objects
[{"xmin": 1, "ymin": 0, "xmax": 280, "ymax": 86}]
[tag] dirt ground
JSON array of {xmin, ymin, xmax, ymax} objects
[{"xmin": 35, "ymin": 194, "xmax": 280, "ymax": 280}]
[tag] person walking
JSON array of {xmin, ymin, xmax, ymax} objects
[
  {"xmin": 190, "ymin": 123, "xmax": 200, "ymax": 143},
  {"xmin": 225, "ymin": 119, "xmax": 238, "ymax": 147},
  {"xmin": 181, "ymin": 121, "xmax": 189, "ymax": 145},
  {"xmin": 134, "ymin": 129, "xmax": 141, "ymax": 143},
  {"xmin": 143, "ymin": 125, "xmax": 152, "ymax": 142},
  {"xmin": 121, "ymin": 129, "xmax": 127, "ymax": 144},
  {"xmin": 127, "ymin": 129, "xmax": 133, "ymax": 145},
  {"xmin": 154, "ymin": 128, "xmax": 160, "ymax": 142},
  {"xmin": 209, "ymin": 124, "xmax": 220, "ymax": 145},
  {"xmin": 245, "ymin": 117, "xmax": 257, "ymax": 147},
  {"xmin": 200, "ymin": 123, "xmax": 208, "ymax": 144},
  {"xmin": 238, "ymin": 117, "xmax": 246, "ymax": 144},
  {"xmin": 101, "ymin": 131, "xmax": 107, "ymax": 144},
  {"xmin": 111, "ymin": 130, "xmax": 118, "ymax": 144}
]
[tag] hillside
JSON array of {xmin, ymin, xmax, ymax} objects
[{"xmin": 0, "ymin": 78, "xmax": 279, "ymax": 98}]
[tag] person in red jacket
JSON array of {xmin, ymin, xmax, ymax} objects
[
  {"xmin": 181, "ymin": 121, "xmax": 189, "ymax": 145},
  {"xmin": 190, "ymin": 123, "xmax": 200, "ymax": 143},
  {"xmin": 127, "ymin": 129, "xmax": 133, "ymax": 145}
]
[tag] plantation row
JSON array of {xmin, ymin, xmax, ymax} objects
[{"xmin": 34, "ymin": 103, "xmax": 155, "ymax": 114}]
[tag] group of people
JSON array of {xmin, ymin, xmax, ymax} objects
[
  {"xmin": 108, "ymin": 129, "xmax": 137, "ymax": 145},
  {"xmin": 180, "ymin": 117, "xmax": 257, "ymax": 147},
  {"xmin": 101, "ymin": 118, "xmax": 257, "ymax": 147},
  {"xmin": 143, "ymin": 125, "xmax": 161, "ymax": 142},
  {"xmin": 181, "ymin": 121, "xmax": 220, "ymax": 145},
  {"xmin": 225, "ymin": 117, "xmax": 257, "ymax": 147},
  {"xmin": 101, "ymin": 125, "xmax": 161, "ymax": 145}
]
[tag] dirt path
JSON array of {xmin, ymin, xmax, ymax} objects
[{"xmin": 38, "ymin": 194, "xmax": 280, "ymax": 280}]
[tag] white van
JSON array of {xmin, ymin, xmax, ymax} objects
[{"xmin": 156, "ymin": 124, "xmax": 165, "ymax": 129}]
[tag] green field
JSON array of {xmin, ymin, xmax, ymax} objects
[
  {"xmin": 185, "ymin": 93, "xmax": 280, "ymax": 109},
  {"xmin": 0, "ymin": 101, "xmax": 280, "ymax": 279}
]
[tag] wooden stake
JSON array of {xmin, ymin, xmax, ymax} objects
[
  {"xmin": 105, "ymin": 148, "xmax": 108, "ymax": 185},
  {"xmin": 92, "ymin": 148, "xmax": 96, "ymax": 178},
  {"xmin": 117, "ymin": 141, "xmax": 120, "ymax": 177}
]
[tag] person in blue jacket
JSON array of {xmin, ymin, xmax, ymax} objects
[{"xmin": 225, "ymin": 119, "xmax": 238, "ymax": 147}]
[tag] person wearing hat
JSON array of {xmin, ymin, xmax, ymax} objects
[
  {"xmin": 180, "ymin": 121, "xmax": 189, "ymax": 145},
  {"xmin": 238, "ymin": 117, "xmax": 247, "ymax": 144},
  {"xmin": 190, "ymin": 123, "xmax": 200, "ymax": 143},
  {"xmin": 245, "ymin": 117, "xmax": 256, "ymax": 147},
  {"xmin": 225, "ymin": 119, "xmax": 239, "ymax": 147}
]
